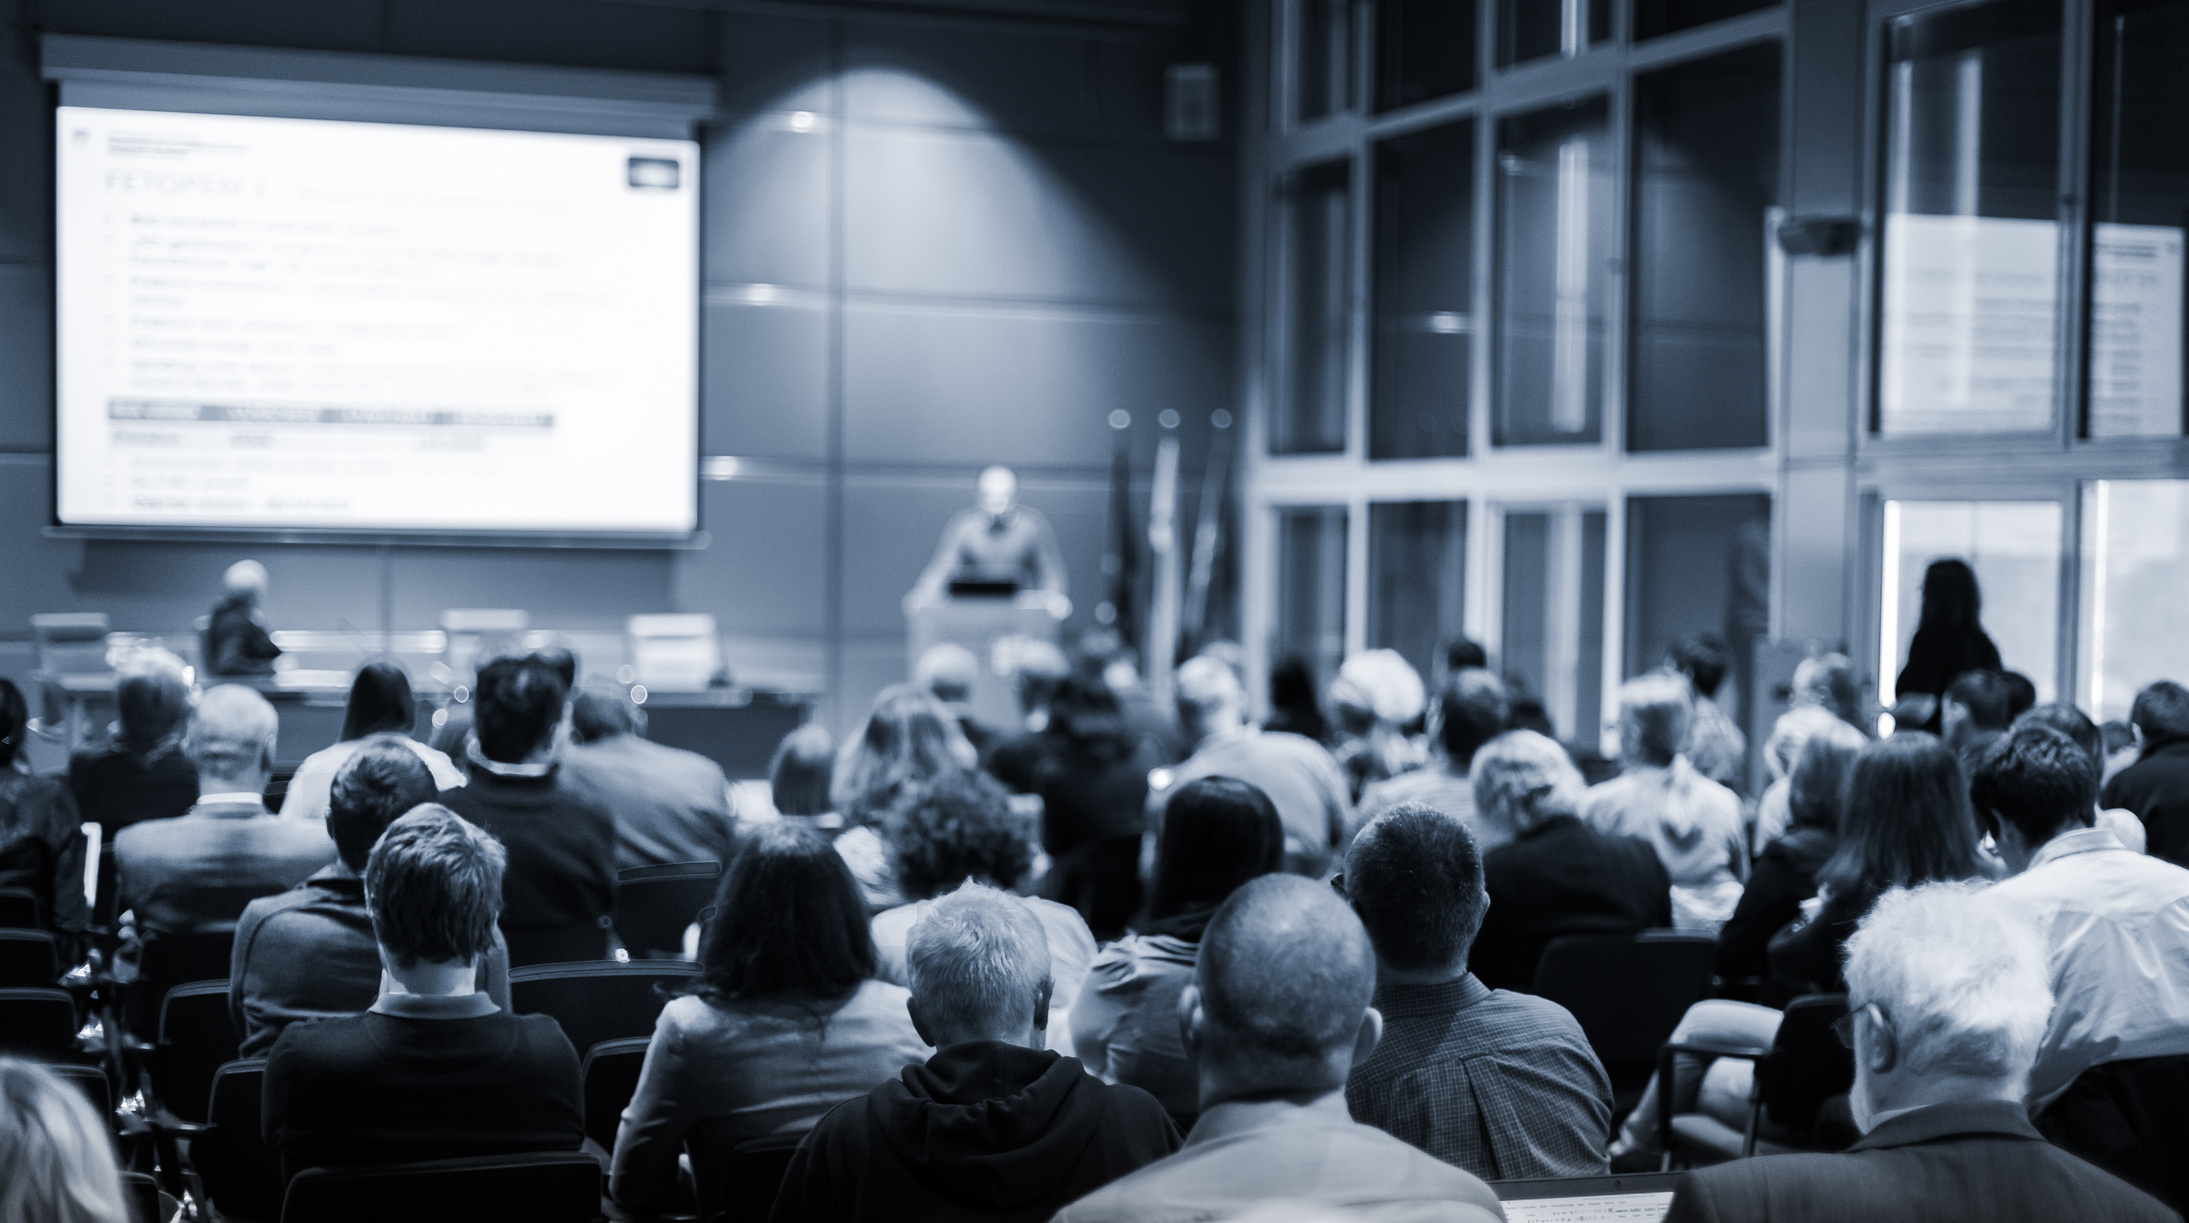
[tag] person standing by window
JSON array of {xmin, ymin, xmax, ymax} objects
[{"xmin": 1891, "ymin": 560, "xmax": 2002, "ymax": 735}]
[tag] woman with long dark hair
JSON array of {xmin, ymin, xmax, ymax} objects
[
  {"xmin": 280, "ymin": 662, "xmax": 465, "ymax": 821},
  {"xmin": 830, "ymin": 685, "xmax": 977, "ymax": 910},
  {"xmin": 610, "ymin": 822, "xmax": 927, "ymax": 1216},
  {"xmin": 1069, "ymin": 776, "xmax": 1285, "ymax": 1126},
  {"xmin": 1891, "ymin": 559, "xmax": 2003, "ymax": 734}
]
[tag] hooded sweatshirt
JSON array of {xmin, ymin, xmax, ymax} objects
[
  {"xmin": 1580, "ymin": 755, "xmax": 1748, "ymax": 931},
  {"xmin": 771, "ymin": 1041, "xmax": 1180, "ymax": 1223}
]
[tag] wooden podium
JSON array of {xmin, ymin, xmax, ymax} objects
[{"xmin": 905, "ymin": 596, "xmax": 1063, "ymax": 729}]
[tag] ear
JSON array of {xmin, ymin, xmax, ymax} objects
[
  {"xmin": 1862, "ymin": 1011, "xmax": 1898, "ymax": 1076},
  {"xmin": 1032, "ymin": 976, "xmax": 1055, "ymax": 1032},
  {"xmin": 1352, "ymin": 1005, "xmax": 1384, "ymax": 1068},
  {"xmin": 907, "ymin": 996, "xmax": 936, "ymax": 1048},
  {"xmin": 1177, "ymin": 983, "xmax": 1206, "ymax": 1060}
]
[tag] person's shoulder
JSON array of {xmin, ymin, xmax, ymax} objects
[
  {"xmin": 1023, "ymin": 896, "xmax": 1099, "ymax": 948},
  {"xmin": 267, "ymin": 1011, "xmax": 374, "ymax": 1063},
  {"xmin": 113, "ymin": 813, "xmax": 189, "ymax": 852},
  {"xmin": 849, "ymin": 977, "xmax": 914, "ymax": 1009},
  {"xmin": 510, "ymin": 1009, "xmax": 580, "ymax": 1057},
  {"xmin": 1478, "ymin": 986, "xmax": 1592, "ymax": 1039}
]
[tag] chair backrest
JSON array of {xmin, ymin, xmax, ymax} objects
[
  {"xmin": 0, "ymin": 988, "xmax": 78, "ymax": 1057},
  {"xmin": 198, "ymin": 1058, "xmax": 284, "ymax": 1223},
  {"xmin": 0, "ymin": 886, "xmax": 42, "ymax": 929},
  {"xmin": 693, "ymin": 1130, "xmax": 805, "ymax": 1223},
  {"xmin": 153, "ymin": 979, "xmax": 240, "ymax": 1124},
  {"xmin": 279, "ymin": 1151, "xmax": 601, "ymax": 1223},
  {"xmin": 504, "ymin": 923, "xmax": 613, "ymax": 969},
  {"xmin": 510, "ymin": 960, "xmax": 699, "ymax": 1060},
  {"xmin": 0, "ymin": 929, "xmax": 61, "ymax": 987},
  {"xmin": 47, "ymin": 1061, "xmax": 113, "ymax": 1122},
  {"xmin": 1757, "ymin": 993, "xmax": 1854, "ymax": 1135},
  {"xmin": 578, "ymin": 1037, "xmax": 652, "ymax": 1152},
  {"xmin": 1533, "ymin": 931, "xmax": 1716, "ymax": 1073},
  {"xmin": 134, "ymin": 929, "xmax": 240, "ymax": 1036},
  {"xmin": 613, "ymin": 861, "xmax": 721, "ymax": 957},
  {"xmin": 2036, "ymin": 1052, "xmax": 2189, "ymax": 1214},
  {"xmin": 120, "ymin": 1169, "xmax": 163, "ymax": 1223}
]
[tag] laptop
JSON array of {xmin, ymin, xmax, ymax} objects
[{"xmin": 1493, "ymin": 1172, "xmax": 1685, "ymax": 1222}]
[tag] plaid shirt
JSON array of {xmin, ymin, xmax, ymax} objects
[{"xmin": 1346, "ymin": 974, "xmax": 1612, "ymax": 1181}]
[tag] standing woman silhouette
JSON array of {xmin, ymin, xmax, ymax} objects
[{"xmin": 1890, "ymin": 559, "xmax": 2002, "ymax": 734}]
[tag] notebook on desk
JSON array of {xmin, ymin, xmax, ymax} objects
[{"xmin": 1493, "ymin": 1172, "xmax": 1684, "ymax": 1222}]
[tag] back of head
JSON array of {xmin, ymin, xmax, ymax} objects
[
  {"xmin": 1667, "ymin": 632, "xmax": 1731, "ymax": 699},
  {"xmin": 1148, "ymin": 776, "xmax": 1285, "ymax": 923},
  {"xmin": 532, "ymin": 646, "xmax": 579, "ymax": 691},
  {"xmin": 1336, "ymin": 650, "xmax": 1426, "ymax": 727},
  {"xmin": 223, "ymin": 558, "xmax": 268, "ymax": 599},
  {"xmin": 1790, "ymin": 652, "xmax": 1862, "ymax": 726},
  {"xmin": 1470, "ymin": 729, "xmax": 1587, "ymax": 836},
  {"xmin": 364, "ymin": 804, "xmax": 506, "ymax": 969},
  {"xmin": 1344, "ymin": 805, "xmax": 1485, "ymax": 974},
  {"xmin": 0, "ymin": 680, "xmax": 24, "ymax": 770},
  {"xmin": 1175, "ymin": 654, "xmax": 1245, "ymax": 725},
  {"xmin": 1047, "ymin": 669, "xmax": 1133, "ymax": 759},
  {"xmin": 0, "ymin": 1056, "xmax": 127, "ymax": 1223},
  {"xmin": 1198, "ymin": 875, "xmax": 1376, "ymax": 1076},
  {"xmin": 1438, "ymin": 668, "xmax": 1510, "ymax": 767},
  {"xmin": 1786, "ymin": 719, "xmax": 1868, "ymax": 834},
  {"xmin": 568, "ymin": 689, "xmax": 639, "ymax": 744},
  {"xmin": 2013, "ymin": 702, "xmax": 2103, "ymax": 788},
  {"xmin": 700, "ymin": 821, "xmax": 875, "ymax": 1004},
  {"xmin": 1444, "ymin": 637, "xmax": 1488, "ymax": 672},
  {"xmin": 187, "ymin": 684, "xmax": 279, "ymax": 778},
  {"xmin": 329, "ymin": 738, "xmax": 439, "ymax": 872},
  {"xmin": 914, "ymin": 643, "xmax": 980, "ymax": 706},
  {"xmin": 1617, "ymin": 673, "xmax": 1693, "ymax": 767},
  {"xmin": 2001, "ymin": 671, "xmax": 2037, "ymax": 720},
  {"xmin": 769, "ymin": 724, "xmax": 836, "ymax": 817},
  {"xmin": 1765, "ymin": 705, "xmax": 1848, "ymax": 782},
  {"xmin": 1918, "ymin": 559, "xmax": 1982, "ymax": 634},
  {"xmin": 2131, "ymin": 681, "xmax": 2189, "ymax": 749},
  {"xmin": 342, "ymin": 662, "xmax": 416, "ymax": 741},
  {"xmin": 113, "ymin": 651, "xmax": 193, "ymax": 755},
  {"xmin": 831, "ymin": 685, "xmax": 972, "ymax": 820},
  {"xmin": 471, "ymin": 654, "xmax": 568, "ymax": 764},
  {"xmin": 1970, "ymin": 724, "xmax": 2099, "ymax": 847},
  {"xmin": 1945, "ymin": 669, "xmax": 2014, "ymax": 732},
  {"xmin": 1010, "ymin": 641, "xmax": 1071, "ymax": 715},
  {"xmin": 906, "ymin": 882, "xmax": 1051, "ymax": 1042},
  {"xmin": 1844, "ymin": 882, "xmax": 2050, "ymax": 1084},
  {"xmin": 1826, "ymin": 733, "xmax": 1981, "ymax": 900},
  {"xmin": 885, "ymin": 769, "xmax": 1034, "ymax": 899}
]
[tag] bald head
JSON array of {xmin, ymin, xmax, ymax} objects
[
  {"xmin": 224, "ymin": 559, "xmax": 268, "ymax": 600},
  {"xmin": 187, "ymin": 684, "xmax": 278, "ymax": 792},
  {"xmin": 1190, "ymin": 875, "xmax": 1378, "ymax": 1100}
]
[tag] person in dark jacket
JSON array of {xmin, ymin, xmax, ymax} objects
[
  {"xmin": 2103, "ymin": 680, "xmax": 2189, "ymax": 868},
  {"xmin": 1888, "ymin": 559, "xmax": 2001, "ymax": 735},
  {"xmin": 66, "ymin": 652, "xmax": 198, "ymax": 838},
  {"xmin": 772, "ymin": 883, "xmax": 1179, "ymax": 1223},
  {"xmin": 1466, "ymin": 731, "xmax": 1672, "ymax": 993},
  {"xmin": 0, "ymin": 680, "xmax": 89, "ymax": 961},
  {"xmin": 205, "ymin": 559, "xmax": 282, "ymax": 677},
  {"xmin": 1714, "ymin": 720, "xmax": 1865, "ymax": 994}
]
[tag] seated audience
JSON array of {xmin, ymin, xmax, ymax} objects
[
  {"xmin": 2102, "ymin": 680, "xmax": 2189, "ymax": 867},
  {"xmin": 771, "ymin": 723, "xmax": 840, "ymax": 831},
  {"xmin": 1752, "ymin": 705, "xmax": 1849, "ymax": 851},
  {"xmin": 0, "ymin": 680, "xmax": 89, "ymax": 959},
  {"xmin": 1055, "ymin": 876, "xmax": 1504, "ymax": 1223},
  {"xmin": 871, "ymin": 769, "xmax": 1097, "ymax": 1048},
  {"xmin": 610, "ymin": 823, "xmax": 928, "ymax": 1216},
  {"xmin": 2016, "ymin": 701, "xmax": 2147, "ymax": 853},
  {"xmin": 279, "ymin": 663, "xmax": 464, "ymax": 822},
  {"xmin": 563, "ymin": 689, "xmax": 735, "ymax": 871},
  {"xmin": 1005, "ymin": 640, "xmax": 1071, "ymax": 737},
  {"xmin": 1159, "ymin": 656, "xmax": 1352, "ymax": 878},
  {"xmin": 1582, "ymin": 675, "xmax": 1747, "ymax": 929},
  {"xmin": 1942, "ymin": 668, "xmax": 2015, "ymax": 776},
  {"xmin": 1716, "ymin": 719, "xmax": 1867, "ymax": 990},
  {"xmin": 66, "ymin": 650, "xmax": 198, "ymax": 837},
  {"xmin": 1668, "ymin": 632, "xmax": 1746, "ymax": 789},
  {"xmin": 263, "ymin": 805, "xmax": 584, "ymax": 1183},
  {"xmin": 1467, "ymin": 730, "xmax": 1672, "ymax": 993},
  {"xmin": 1072, "ymin": 777, "xmax": 1285, "ymax": 1124},
  {"xmin": 1662, "ymin": 883, "xmax": 2175, "ymax": 1223},
  {"xmin": 773, "ymin": 883, "xmax": 1180, "ymax": 1223},
  {"xmin": 0, "ymin": 1056, "xmax": 128, "ymax": 1223},
  {"xmin": 831, "ymin": 685, "xmax": 978, "ymax": 911},
  {"xmin": 2003, "ymin": 670, "xmax": 2039, "ymax": 721},
  {"xmin": 1973, "ymin": 724, "xmax": 2189, "ymax": 1109},
  {"xmin": 914, "ymin": 643, "xmax": 1000, "ymax": 763},
  {"xmin": 1357, "ymin": 668, "xmax": 1509, "ymax": 837},
  {"xmin": 115, "ymin": 685, "xmax": 334, "ymax": 945},
  {"xmin": 1263, "ymin": 655, "xmax": 1329, "ymax": 744},
  {"xmin": 1327, "ymin": 649, "xmax": 1428, "ymax": 803},
  {"xmin": 1343, "ymin": 805, "xmax": 1613, "ymax": 1180},
  {"xmin": 437, "ymin": 653, "xmax": 617, "ymax": 966},
  {"xmin": 1086, "ymin": 629, "xmax": 1190, "ymax": 766},
  {"xmin": 1788, "ymin": 651, "xmax": 1864, "ymax": 731},
  {"xmin": 232, "ymin": 740, "xmax": 511, "ymax": 1056}
]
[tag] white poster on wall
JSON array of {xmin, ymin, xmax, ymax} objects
[
  {"xmin": 1878, "ymin": 213, "xmax": 2058, "ymax": 435},
  {"xmin": 2090, "ymin": 222, "xmax": 2186, "ymax": 438}
]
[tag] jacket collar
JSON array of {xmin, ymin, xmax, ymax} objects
[
  {"xmin": 1846, "ymin": 1099, "xmax": 2043, "ymax": 1153},
  {"xmin": 370, "ymin": 990, "xmax": 500, "ymax": 1019},
  {"xmin": 2026, "ymin": 827, "xmax": 2128, "ymax": 872},
  {"xmin": 1184, "ymin": 1090, "xmax": 1354, "ymax": 1150}
]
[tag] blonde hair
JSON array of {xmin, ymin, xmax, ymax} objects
[
  {"xmin": 0, "ymin": 1058, "xmax": 126, "ymax": 1223},
  {"xmin": 1471, "ymin": 730, "xmax": 1588, "ymax": 835}
]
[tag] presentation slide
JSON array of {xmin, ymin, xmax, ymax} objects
[{"xmin": 55, "ymin": 106, "xmax": 699, "ymax": 535}]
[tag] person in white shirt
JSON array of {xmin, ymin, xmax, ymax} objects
[
  {"xmin": 1973, "ymin": 723, "xmax": 2189, "ymax": 1109},
  {"xmin": 1582, "ymin": 675, "xmax": 1747, "ymax": 930},
  {"xmin": 280, "ymin": 663, "xmax": 463, "ymax": 821}
]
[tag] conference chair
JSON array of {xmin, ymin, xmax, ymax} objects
[
  {"xmin": 0, "ymin": 885, "xmax": 41, "ymax": 928},
  {"xmin": 1533, "ymin": 930, "xmax": 1716, "ymax": 1112},
  {"xmin": 506, "ymin": 921, "xmax": 616, "ymax": 969},
  {"xmin": 49, "ymin": 1059, "xmax": 113, "ymax": 1119},
  {"xmin": 121, "ymin": 1168, "xmax": 178, "ymax": 1223},
  {"xmin": 2037, "ymin": 1052, "xmax": 2189, "ymax": 1214},
  {"xmin": 693, "ymin": 1130, "xmax": 805, "ymax": 1223},
  {"xmin": 126, "ymin": 928, "xmax": 237, "ymax": 1039},
  {"xmin": 150, "ymin": 979, "xmax": 240, "ymax": 1125},
  {"xmin": 0, "ymin": 927, "xmax": 62, "ymax": 987},
  {"xmin": 279, "ymin": 1151, "xmax": 603, "ymax": 1223},
  {"xmin": 0, "ymin": 987, "xmax": 79, "ymax": 1057},
  {"xmin": 510, "ymin": 959, "xmax": 699, "ymax": 1061},
  {"xmin": 614, "ymin": 860, "xmax": 721, "ymax": 958},
  {"xmin": 579, "ymin": 1037, "xmax": 652, "ymax": 1153},
  {"xmin": 194, "ymin": 1058, "xmax": 284, "ymax": 1223},
  {"xmin": 1657, "ymin": 993, "xmax": 1853, "ymax": 1167}
]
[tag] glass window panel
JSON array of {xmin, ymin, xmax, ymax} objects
[
  {"xmin": 1495, "ymin": 97, "xmax": 1613, "ymax": 446},
  {"xmin": 1630, "ymin": 45, "xmax": 1781, "ymax": 452},
  {"xmin": 1377, "ymin": 0, "xmax": 1477, "ymax": 113},
  {"xmin": 1276, "ymin": 162, "xmax": 1352, "ymax": 455},
  {"xmin": 1879, "ymin": 499, "xmax": 2062, "ymax": 718},
  {"xmin": 1624, "ymin": 494, "xmax": 1773, "ymax": 771},
  {"xmin": 1299, "ymin": 0, "xmax": 1357, "ymax": 122},
  {"xmin": 1635, "ymin": 0, "xmax": 1776, "ymax": 40},
  {"xmin": 1498, "ymin": 0, "xmax": 1611, "ymax": 67},
  {"xmin": 1369, "ymin": 500, "xmax": 1468, "ymax": 680},
  {"xmin": 1372, "ymin": 120, "xmax": 1475, "ymax": 459},
  {"xmin": 2080, "ymin": 480, "xmax": 2189, "ymax": 721},
  {"xmin": 1277, "ymin": 506, "xmax": 1351, "ymax": 693},
  {"xmin": 1500, "ymin": 505, "xmax": 1606, "ymax": 746},
  {"xmin": 1877, "ymin": 0, "xmax": 2064, "ymax": 436},
  {"xmin": 2086, "ymin": 1, "xmax": 2189, "ymax": 438}
]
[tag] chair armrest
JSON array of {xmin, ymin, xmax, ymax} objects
[
  {"xmin": 1661, "ymin": 1041, "xmax": 1768, "ymax": 1062},
  {"xmin": 1656, "ymin": 1041, "xmax": 1773, "ymax": 1168}
]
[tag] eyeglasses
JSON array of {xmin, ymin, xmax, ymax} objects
[
  {"xmin": 1832, "ymin": 1003, "xmax": 1886, "ymax": 1049},
  {"xmin": 1328, "ymin": 873, "xmax": 1347, "ymax": 899}
]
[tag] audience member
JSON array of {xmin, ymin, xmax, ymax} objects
[
  {"xmin": 1160, "ymin": 656, "xmax": 1352, "ymax": 877},
  {"xmin": 2103, "ymin": 680, "xmax": 2189, "ymax": 867},
  {"xmin": 1006, "ymin": 640, "xmax": 1071, "ymax": 735},
  {"xmin": 437, "ymin": 654, "xmax": 617, "ymax": 966},
  {"xmin": 914, "ymin": 643, "xmax": 1000, "ymax": 762},
  {"xmin": 773, "ymin": 884, "xmax": 1180, "ymax": 1223},
  {"xmin": 1668, "ymin": 632, "xmax": 1746, "ymax": 789},
  {"xmin": 1072, "ymin": 777, "xmax": 1285, "ymax": 1124},
  {"xmin": 232, "ymin": 740, "xmax": 512, "ymax": 1056},
  {"xmin": 1941, "ymin": 668, "xmax": 2014, "ymax": 774},
  {"xmin": 114, "ymin": 685, "xmax": 334, "ymax": 947},
  {"xmin": 1327, "ymin": 649, "xmax": 1428, "ymax": 803},
  {"xmin": 1889, "ymin": 558, "xmax": 2002, "ymax": 735},
  {"xmin": 2100, "ymin": 718, "xmax": 2140, "ymax": 787},
  {"xmin": 832, "ymin": 685, "xmax": 978, "ymax": 911},
  {"xmin": 1444, "ymin": 637, "xmax": 1489, "ymax": 672},
  {"xmin": 1715, "ymin": 720, "xmax": 1866, "ymax": 991},
  {"xmin": 0, "ymin": 1057, "xmax": 128, "ymax": 1223},
  {"xmin": 1753, "ymin": 706, "xmax": 1855, "ymax": 851},
  {"xmin": 770, "ymin": 723, "xmax": 840, "ymax": 830},
  {"xmin": 2002, "ymin": 670, "xmax": 2038, "ymax": 721},
  {"xmin": 279, "ymin": 663, "xmax": 464, "ymax": 822},
  {"xmin": 1788, "ymin": 651, "xmax": 1864, "ymax": 732},
  {"xmin": 1581, "ymin": 675, "xmax": 1747, "ymax": 930},
  {"xmin": 0, "ymin": 680, "xmax": 89, "ymax": 960},
  {"xmin": 205, "ymin": 559, "xmax": 281, "ymax": 677},
  {"xmin": 1973, "ymin": 724, "xmax": 2189, "ymax": 1109},
  {"xmin": 562, "ymin": 689, "xmax": 735, "ymax": 871},
  {"xmin": 1082, "ymin": 628, "xmax": 1190, "ymax": 765},
  {"xmin": 1055, "ymin": 876, "xmax": 1504, "ymax": 1223},
  {"xmin": 2016, "ymin": 701, "xmax": 2147, "ymax": 853},
  {"xmin": 66, "ymin": 649, "xmax": 198, "ymax": 837},
  {"xmin": 610, "ymin": 823, "xmax": 928, "ymax": 1215},
  {"xmin": 1468, "ymin": 731, "xmax": 1671, "ymax": 993},
  {"xmin": 1357, "ymin": 668, "xmax": 1508, "ymax": 837},
  {"xmin": 1662, "ymin": 883, "xmax": 2174, "ymax": 1223},
  {"xmin": 1343, "ymin": 805, "xmax": 1612, "ymax": 1180},
  {"xmin": 1263, "ymin": 655, "xmax": 1328, "ymax": 744},
  {"xmin": 263, "ymin": 805, "xmax": 584, "ymax": 1183},
  {"xmin": 871, "ymin": 770, "xmax": 1098, "ymax": 1050}
]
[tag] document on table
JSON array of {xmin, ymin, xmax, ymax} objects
[{"xmin": 1501, "ymin": 1191, "xmax": 1676, "ymax": 1222}]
